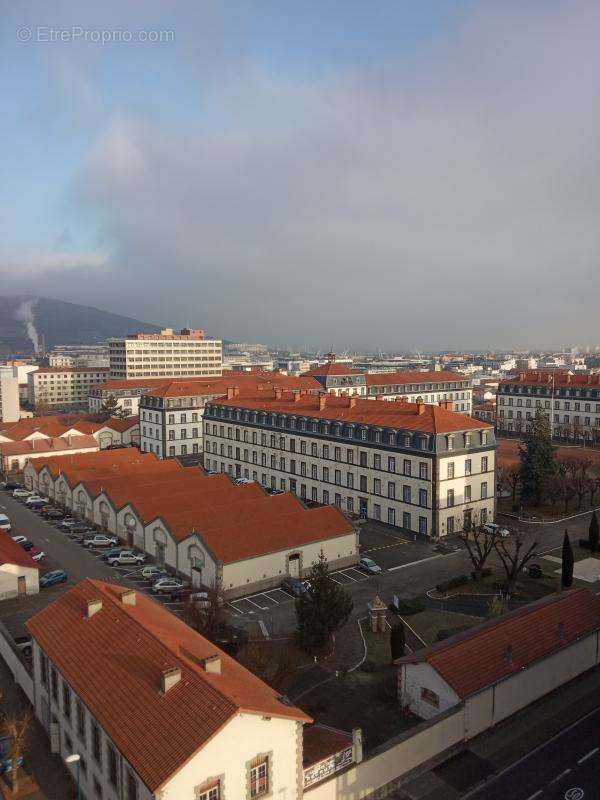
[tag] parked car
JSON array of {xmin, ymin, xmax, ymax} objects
[
  {"xmin": 29, "ymin": 548, "xmax": 46, "ymax": 561},
  {"xmin": 68, "ymin": 523, "xmax": 93, "ymax": 534},
  {"xmin": 152, "ymin": 577, "xmax": 185, "ymax": 594},
  {"xmin": 140, "ymin": 565, "xmax": 168, "ymax": 581},
  {"xmin": 25, "ymin": 498, "xmax": 50, "ymax": 509},
  {"xmin": 0, "ymin": 514, "xmax": 11, "ymax": 532},
  {"xmin": 42, "ymin": 509, "xmax": 65, "ymax": 520},
  {"xmin": 18, "ymin": 540, "xmax": 35, "ymax": 551},
  {"xmin": 359, "ymin": 557, "xmax": 383, "ymax": 574},
  {"xmin": 213, "ymin": 623, "xmax": 249, "ymax": 655},
  {"xmin": 169, "ymin": 587, "xmax": 215, "ymax": 605},
  {"xmin": 11, "ymin": 536, "xmax": 27, "ymax": 545},
  {"xmin": 12, "ymin": 488, "xmax": 31, "ymax": 498},
  {"xmin": 39, "ymin": 570, "xmax": 68, "ymax": 588},
  {"xmin": 82, "ymin": 534, "xmax": 118, "ymax": 548},
  {"xmin": 3, "ymin": 481, "xmax": 24, "ymax": 491},
  {"xmin": 57, "ymin": 518, "xmax": 78, "ymax": 528},
  {"xmin": 100, "ymin": 547, "xmax": 127, "ymax": 561},
  {"xmin": 282, "ymin": 577, "xmax": 308, "ymax": 597},
  {"xmin": 25, "ymin": 494, "xmax": 49, "ymax": 505},
  {"xmin": 482, "ymin": 523, "xmax": 510, "ymax": 538},
  {"xmin": 106, "ymin": 550, "xmax": 146, "ymax": 566},
  {"xmin": 528, "ymin": 563, "xmax": 543, "ymax": 579}
]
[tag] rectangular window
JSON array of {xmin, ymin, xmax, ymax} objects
[
  {"xmin": 403, "ymin": 511, "xmax": 411, "ymax": 530},
  {"xmin": 76, "ymin": 701, "xmax": 86, "ymax": 743},
  {"xmin": 481, "ymin": 482, "xmax": 488, "ymax": 499},
  {"xmin": 373, "ymin": 454, "xmax": 381, "ymax": 469},
  {"xmin": 403, "ymin": 459, "xmax": 411, "ymax": 476},
  {"xmin": 421, "ymin": 687, "xmax": 439, "ymax": 707},
  {"xmin": 447, "ymin": 463, "xmax": 455, "ymax": 479},
  {"xmin": 465, "ymin": 458, "xmax": 472, "ymax": 475},
  {"xmin": 51, "ymin": 668, "xmax": 58, "ymax": 701},
  {"xmin": 419, "ymin": 516, "xmax": 428, "ymax": 535},
  {"xmin": 107, "ymin": 743, "xmax": 119, "ymax": 789},
  {"xmin": 373, "ymin": 478, "xmax": 381, "ymax": 494},
  {"xmin": 127, "ymin": 772, "xmax": 139, "ymax": 800},
  {"xmin": 403, "ymin": 485, "xmax": 411, "ymax": 503},
  {"xmin": 40, "ymin": 653, "xmax": 48, "ymax": 687},
  {"xmin": 387, "ymin": 508, "xmax": 396, "ymax": 525},
  {"xmin": 419, "ymin": 488, "xmax": 428, "ymax": 507},
  {"xmin": 387, "ymin": 482, "xmax": 395, "ymax": 500},
  {"xmin": 465, "ymin": 485, "xmax": 471, "ymax": 502},
  {"xmin": 373, "ymin": 503, "xmax": 381, "ymax": 520},
  {"xmin": 322, "ymin": 467, "xmax": 329, "ymax": 482},
  {"xmin": 359, "ymin": 475, "xmax": 368, "ymax": 492},
  {"xmin": 198, "ymin": 784, "xmax": 220, "ymax": 800},
  {"xmin": 481, "ymin": 456, "xmax": 488, "ymax": 472},
  {"xmin": 250, "ymin": 758, "xmax": 269, "ymax": 798},
  {"xmin": 419, "ymin": 462, "xmax": 428, "ymax": 480},
  {"xmin": 92, "ymin": 721, "xmax": 102, "ymax": 765},
  {"xmin": 388, "ymin": 456, "xmax": 396, "ymax": 473},
  {"xmin": 359, "ymin": 451, "xmax": 368, "ymax": 467}
]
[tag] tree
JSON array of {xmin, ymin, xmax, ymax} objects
[
  {"xmin": 390, "ymin": 623, "xmax": 405, "ymax": 661},
  {"xmin": 457, "ymin": 524, "xmax": 497, "ymax": 581},
  {"xmin": 2, "ymin": 707, "xmax": 32, "ymax": 792},
  {"xmin": 561, "ymin": 530, "xmax": 574, "ymax": 589},
  {"xmin": 589, "ymin": 511, "xmax": 599, "ymax": 553},
  {"xmin": 182, "ymin": 588, "xmax": 226, "ymax": 643},
  {"xmin": 519, "ymin": 409, "xmax": 557, "ymax": 507},
  {"xmin": 493, "ymin": 528, "xmax": 539, "ymax": 596},
  {"xmin": 295, "ymin": 552, "xmax": 353, "ymax": 653},
  {"xmin": 100, "ymin": 394, "xmax": 119, "ymax": 419}
]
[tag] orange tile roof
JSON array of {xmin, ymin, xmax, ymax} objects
[
  {"xmin": 0, "ymin": 436, "xmax": 98, "ymax": 457},
  {"xmin": 35, "ymin": 367, "xmax": 109, "ymax": 374},
  {"xmin": 146, "ymin": 371, "xmax": 321, "ymax": 399},
  {"xmin": 210, "ymin": 390, "xmax": 492, "ymax": 435},
  {"xmin": 501, "ymin": 370, "xmax": 600, "ymax": 388},
  {"xmin": 302, "ymin": 363, "xmax": 361, "ymax": 377},
  {"xmin": 28, "ymin": 448, "xmax": 160, "ymax": 478},
  {"xmin": 303, "ymin": 725, "xmax": 353, "ymax": 768},
  {"xmin": 365, "ymin": 370, "xmax": 467, "ymax": 386},
  {"xmin": 397, "ymin": 589, "xmax": 600, "ymax": 698},
  {"xmin": 0, "ymin": 534, "xmax": 39, "ymax": 570},
  {"xmin": 27, "ymin": 579, "xmax": 310, "ymax": 791}
]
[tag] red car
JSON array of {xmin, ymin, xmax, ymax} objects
[{"xmin": 29, "ymin": 548, "xmax": 45, "ymax": 562}]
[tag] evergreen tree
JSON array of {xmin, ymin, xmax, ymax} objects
[
  {"xmin": 390, "ymin": 623, "xmax": 405, "ymax": 661},
  {"xmin": 561, "ymin": 530, "xmax": 574, "ymax": 589},
  {"xmin": 589, "ymin": 511, "xmax": 599, "ymax": 553},
  {"xmin": 519, "ymin": 408, "xmax": 557, "ymax": 507},
  {"xmin": 99, "ymin": 394, "xmax": 119, "ymax": 420},
  {"xmin": 295, "ymin": 552, "xmax": 353, "ymax": 653}
]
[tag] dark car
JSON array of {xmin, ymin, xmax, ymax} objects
[
  {"xmin": 528, "ymin": 563, "xmax": 543, "ymax": 578},
  {"xmin": 40, "ymin": 570, "xmax": 68, "ymax": 588},
  {"xmin": 282, "ymin": 577, "xmax": 308, "ymax": 597},
  {"xmin": 18, "ymin": 540, "xmax": 35, "ymax": 551},
  {"xmin": 43, "ymin": 509, "xmax": 65, "ymax": 520},
  {"xmin": 100, "ymin": 548, "xmax": 127, "ymax": 561},
  {"xmin": 213, "ymin": 624, "xmax": 249, "ymax": 656},
  {"xmin": 3, "ymin": 481, "xmax": 24, "ymax": 491}
]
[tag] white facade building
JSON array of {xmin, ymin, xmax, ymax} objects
[
  {"xmin": 28, "ymin": 367, "xmax": 109, "ymax": 408},
  {"xmin": 0, "ymin": 365, "xmax": 20, "ymax": 422},
  {"xmin": 109, "ymin": 328, "xmax": 222, "ymax": 380},
  {"xmin": 203, "ymin": 389, "xmax": 496, "ymax": 538}
]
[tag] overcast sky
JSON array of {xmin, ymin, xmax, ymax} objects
[{"xmin": 1, "ymin": 1, "xmax": 599, "ymax": 352}]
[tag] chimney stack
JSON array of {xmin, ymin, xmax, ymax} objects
[
  {"xmin": 416, "ymin": 401, "xmax": 425, "ymax": 416},
  {"xmin": 86, "ymin": 599, "xmax": 102, "ymax": 619},
  {"xmin": 293, "ymin": 391, "xmax": 301, "ymax": 403},
  {"xmin": 119, "ymin": 589, "xmax": 136, "ymax": 606},
  {"xmin": 162, "ymin": 666, "xmax": 182, "ymax": 693},
  {"xmin": 319, "ymin": 395, "xmax": 327, "ymax": 411},
  {"xmin": 349, "ymin": 397, "xmax": 357, "ymax": 409},
  {"xmin": 274, "ymin": 388, "xmax": 283, "ymax": 400},
  {"xmin": 203, "ymin": 654, "xmax": 222, "ymax": 674},
  {"xmin": 226, "ymin": 387, "xmax": 235, "ymax": 400}
]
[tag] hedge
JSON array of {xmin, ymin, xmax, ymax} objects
[
  {"xmin": 435, "ymin": 574, "xmax": 469, "ymax": 593},
  {"xmin": 391, "ymin": 600, "xmax": 425, "ymax": 616}
]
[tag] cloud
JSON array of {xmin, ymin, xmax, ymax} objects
[
  {"xmin": 0, "ymin": 251, "xmax": 109, "ymax": 276},
  {"xmin": 9, "ymin": 1, "xmax": 600, "ymax": 350}
]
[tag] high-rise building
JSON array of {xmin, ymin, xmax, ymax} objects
[
  {"xmin": 108, "ymin": 328, "xmax": 222, "ymax": 380},
  {"xmin": 0, "ymin": 365, "xmax": 20, "ymax": 423}
]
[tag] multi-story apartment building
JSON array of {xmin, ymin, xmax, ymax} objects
[
  {"xmin": 497, "ymin": 371, "xmax": 600, "ymax": 442},
  {"xmin": 108, "ymin": 328, "xmax": 222, "ymax": 380},
  {"xmin": 301, "ymin": 358, "xmax": 472, "ymax": 413},
  {"xmin": 27, "ymin": 579, "xmax": 312, "ymax": 800},
  {"xmin": 27, "ymin": 367, "xmax": 109, "ymax": 409},
  {"xmin": 0, "ymin": 365, "xmax": 20, "ymax": 422},
  {"xmin": 139, "ymin": 373, "xmax": 322, "ymax": 458},
  {"xmin": 89, "ymin": 377, "xmax": 177, "ymax": 416},
  {"xmin": 203, "ymin": 388, "xmax": 496, "ymax": 538}
]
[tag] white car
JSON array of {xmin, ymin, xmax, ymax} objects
[
  {"xmin": 106, "ymin": 550, "xmax": 146, "ymax": 566},
  {"xmin": 152, "ymin": 577, "xmax": 185, "ymax": 594},
  {"xmin": 11, "ymin": 535, "xmax": 27, "ymax": 545},
  {"xmin": 82, "ymin": 534, "xmax": 118, "ymax": 548},
  {"xmin": 0, "ymin": 514, "xmax": 11, "ymax": 532},
  {"xmin": 12, "ymin": 488, "xmax": 31, "ymax": 499},
  {"xmin": 25, "ymin": 495, "xmax": 49, "ymax": 505},
  {"xmin": 482, "ymin": 523, "xmax": 510, "ymax": 538}
]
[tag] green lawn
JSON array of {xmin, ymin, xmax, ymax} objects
[
  {"xmin": 407, "ymin": 609, "xmax": 481, "ymax": 646},
  {"xmin": 360, "ymin": 619, "xmax": 392, "ymax": 666}
]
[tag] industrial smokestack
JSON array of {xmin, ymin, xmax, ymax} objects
[{"xmin": 15, "ymin": 298, "xmax": 41, "ymax": 355}]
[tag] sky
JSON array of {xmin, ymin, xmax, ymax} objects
[{"xmin": 1, "ymin": 0, "xmax": 599, "ymax": 352}]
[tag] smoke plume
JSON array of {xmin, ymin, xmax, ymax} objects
[{"xmin": 15, "ymin": 298, "xmax": 40, "ymax": 354}]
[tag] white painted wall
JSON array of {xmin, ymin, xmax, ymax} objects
[
  {"xmin": 399, "ymin": 663, "xmax": 459, "ymax": 720},
  {"xmin": 0, "ymin": 563, "xmax": 39, "ymax": 599}
]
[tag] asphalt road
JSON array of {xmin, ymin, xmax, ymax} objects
[{"xmin": 464, "ymin": 705, "xmax": 600, "ymax": 800}]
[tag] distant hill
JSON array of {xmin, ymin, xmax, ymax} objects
[{"xmin": 0, "ymin": 296, "xmax": 161, "ymax": 354}]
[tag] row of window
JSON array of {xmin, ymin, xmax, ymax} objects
[
  {"xmin": 499, "ymin": 410, "xmax": 599, "ymax": 426},
  {"xmin": 499, "ymin": 397, "xmax": 600, "ymax": 412}
]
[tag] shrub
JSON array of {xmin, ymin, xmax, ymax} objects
[
  {"xmin": 436, "ymin": 575, "xmax": 469, "ymax": 593},
  {"xmin": 391, "ymin": 600, "xmax": 425, "ymax": 616},
  {"xmin": 470, "ymin": 568, "xmax": 492, "ymax": 581},
  {"xmin": 579, "ymin": 539, "xmax": 592, "ymax": 550},
  {"xmin": 492, "ymin": 580, "xmax": 508, "ymax": 591},
  {"xmin": 436, "ymin": 625, "xmax": 473, "ymax": 642}
]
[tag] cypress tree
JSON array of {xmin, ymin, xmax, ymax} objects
[
  {"xmin": 589, "ymin": 511, "xmax": 599, "ymax": 553},
  {"xmin": 561, "ymin": 530, "xmax": 574, "ymax": 589}
]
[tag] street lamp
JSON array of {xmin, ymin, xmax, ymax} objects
[{"xmin": 65, "ymin": 753, "xmax": 81, "ymax": 800}]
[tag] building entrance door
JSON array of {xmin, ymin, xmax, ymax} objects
[{"xmin": 288, "ymin": 554, "xmax": 300, "ymax": 578}]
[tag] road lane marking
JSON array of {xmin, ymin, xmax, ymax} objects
[
  {"xmin": 388, "ymin": 552, "xmax": 462, "ymax": 571},
  {"xmin": 577, "ymin": 747, "xmax": 598, "ymax": 764},
  {"xmin": 549, "ymin": 768, "xmax": 571, "ymax": 785},
  {"xmin": 525, "ymin": 791, "xmax": 542, "ymax": 800},
  {"xmin": 258, "ymin": 620, "xmax": 270, "ymax": 638}
]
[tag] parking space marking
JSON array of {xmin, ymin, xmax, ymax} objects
[{"xmin": 265, "ymin": 589, "xmax": 293, "ymax": 603}]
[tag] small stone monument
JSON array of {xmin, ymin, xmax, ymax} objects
[{"xmin": 367, "ymin": 594, "xmax": 387, "ymax": 633}]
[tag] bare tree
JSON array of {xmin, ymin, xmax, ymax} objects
[
  {"xmin": 2, "ymin": 707, "xmax": 32, "ymax": 792},
  {"xmin": 506, "ymin": 467, "xmax": 521, "ymax": 504},
  {"xmin": 494, "ymin": 528, "xmax": 539, "ymax": 596},
  {"xmin": 458, "ymin": 524, "xmax": 498, "ymax": 581}
]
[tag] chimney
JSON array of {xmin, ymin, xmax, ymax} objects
[
  {"xmin": 86, "ymin": 599, "xmax": 102, "ymax": 619},
  {"xmin": 119, "ymin": 589, "xmax": 136, "ymax": 606},
  {"xmin": 416, "ymin": 401, "xmax": 425, "ymax": 416},
  {"xmin": 233, "ymin": 385, "xmax": 240, "ymax": 397},
  {"xmin": 257, "ymin": 384, "xmax": 264, "ymax": 391},
  {"xmin": 293, "ymin": 391, "xmax": 301, "ymax": 403},
  {"xmin": 161, "ymin": 666, "xmax": 182, "ymax": 693},
  {"xmin": 274, "ymin": 388, "xmax": 283, "ymax": 400},
  {"xmin": 504, "ymin": 645, "xmax": 514, "ymax": 667},
  {"xmin": 226, "ymin": 387, "xmax": 235, "ymax": 400},
  {"xmin": 349, "ymin": 397, "xmax": 357, "ymax": 409},
  {"xmin": 319, "ymin": 395, "xmax": 327, "ymax": 411},
  {"xmin": 203, "ymin": 654, "xmax": 222, "ymax": 674}
]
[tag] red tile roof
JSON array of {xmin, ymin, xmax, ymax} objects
[
  {"xmin": 0, "ymin": 535, "xmax": 39, "ymax": 570},
  {"xmin": 365, "ymin": 370, "xmax": 467, "ymax": 386},
  {"xmin": 302, "ymin": 363, "xmax": 361, "ymax": 377},
  {"xmin": 35, "ymin": 367, "xmax": 109, "ymax": 374},
  {"xmin": 303, "ymin": 724, "xmax": 353, "ymax": 767},
  {"xmin": 27, "ymin": 579, "xmax": 310, "ymax": 791},
  {"xmin": 0, "ymin": 435, "xmax": 98, "ymax": 457},
  {"xmin": 210, "ymin": 390, "xmax": 491, "ymax": 435},
  {"xmin": 501, "ymin": 371, "xmax": 600, "ymax": 388},
  {"xmin": 397, "ymin": 589, "xmax": 600, "ymax": 698},
  {"xmin": 146, "ymin": 371, "xmax": 321, "ymax": 399},
  {"xmin": 28, "ymin": 448, "xmax": 162, "ymax": 478}
]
